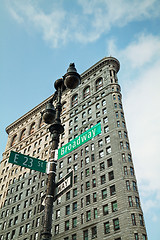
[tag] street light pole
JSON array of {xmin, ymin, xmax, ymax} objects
[{"xmin": 41, "ymin": 64, "xmax": 80, "ymax": 240}]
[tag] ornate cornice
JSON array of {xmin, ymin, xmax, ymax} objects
[{"xmin": 81, "ymin": 57, "xmax": 120, "ymax": 80}]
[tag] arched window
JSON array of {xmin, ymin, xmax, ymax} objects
[
  {"xmin": 83, "ymin": 86, "xmax": 90, "ymax": 99},
  {"xmin": 11, "ymin": 134, "xmax": 17, "ymax": 147},
  {"xmin": 39, "ymin": 118, "xmax": 44, "ymax": 128},
  {"xmin": 62, "ymin": 102, "xmax": 66, "ymax": 114},
  {"xmin": 20, "ymin": 129, "xmax": 26, "ymax": 141},
  {"xmin": 71, "ymin": 94, "xmax": 78, "ymax": 107},
  {"xmin": 29, "ymin": 122, "xmax": 35, "ymax": 134},
  {"xmin": 95, "ymin": 78, "xmax": 103, "ymax": 91}
]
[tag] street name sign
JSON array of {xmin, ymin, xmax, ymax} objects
[
  {"xmin": 55, "ymin": 171, "xmax": 73, "ymax": 200},
  {"xmin": 9, "ymin": 151, "xmax": 47, "ymax": 173},
  {"xmin": 58, "ymin": 122, "xmax": 101, "ymax": 159}
]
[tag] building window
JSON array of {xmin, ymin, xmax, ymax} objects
[
  {"xmin": 134, "ymin": 233, "xmax": 139, "ymax": 240},
  {"xmin": 117, "ymin": 121, "xmax": 120, "ymax": 127},
  {"xmin": 62, "ymin": 102, "xmax": 66, "ymax": 114},
  {"xmin": 110, "ymin": 185, "xmax": 116, "ymax": 196},
  {"xmin": 102, "ymin": 189, "xmax": 107, "ymax": 199},
  {"xmin": 135, "ymin": 197, "xmax": 140, "ymax": 208},
  {"xmin": 118, "ymin": 131, "xmax": 122, "ymax": 138},
  {"xmin": 86, "ymin": 195, "xmax": 90, "ymax": 205},
  {"xmin": 88, "ymin": 108, "xmax": 91, "ymax": 114},
  {"xmin": 91, "ymin": 226, "xmax": 97, "ymax": 238},
  {"xmin": 85, "ymin": 156, "xmax": 90, "ymax": 164},
  {"xmin": 74, "ymin": 164, "xmax": 78, "ymax": 172},
  {"xmin": 86, "ymin": 181, "xmax": 90, "ymax": 190},
  {"xmin": 20, "ymin": 129, "xmax": 26, "ymax": 141},
  {"xmin": 107, "ymin": 158, "xmax": 112, "ymax": 167},
  {"xmin": 83, "ymin": 230, "xmax": 88, "ymax": 240},
  {"xmin": 19, "ymin": 226, "xmax": 24, "ymax": 235},
  {"xmin": 124, "ymin": 131, "xmax": 127, "ymax": 138},
  {"xmin": 25, "ymin": 223, "xmax": 30, "ymax": 233},
  {"xmin": 59, "ymin": 172, "xmax": 63, "ymax": 179},
  {"xmin": 113, "ymin": 218, "xmax": 120, "ymax": 231},
  {"xmin": 105, "ymin": 135, "xmax": 110, "ymax": 143},
  {"xmin": 73, "ymin": 202, "xmax": 77, "ymax": 212},
  {"xmin": 102, "ymin": 99, "xmax": 106, "ymax": 106},
  {"xmin": 65, "ymin": 220, "xmax": 69, "ymax": 231},
  {"xmin": 112, "ymin": 201, "xmax": 118, "ymax": 212},
  {"xmin": 128, "ymin": 196, "xmax": 133, "ymax": 207},
  {"xmin": 142, "ymin": 234, "xmax": 147, "ymax": 240},
  {"xmin": 96, "ymin": 111, "xmax": 100, "ymax": 118},
  {"xmin": 86, "ymin": 210, "xmax": 91, "ymax": 221},
  {"xmin": 130, "ymin": 167, "xmax": 134, "ymax": 176},
  {"xmin": 108, "ymin": 171, "xmax": 114, "ymax": 181},
  {"xmin": 71, "ymin": 94, "xmax": 78, "ymax": 107},
  {"xmin": 122, "ymin": 153, "xmax": 126, "ymax": 162},
  {"xmin": 72, "ymin": 234, "xmax": 76, "ymax": 240},
  {"xmin": 73, "ymin": 188, "xmax": 77, "ymax": 197},
  {"xmin": 100, "ymin": 162, "xmax": 105, "ymax": 171},
  {"xmin": 55, "ymin": 209, "xmax": 60, "ymax": 219},
  {"xmin": 104, "ymin": 221, "xmax": 110, "ymax": 234},
  {"xmin": 128, "ymin": 154, "xmax": 132, "ymax": 162},
  {"xmin": 131, "ymin": 213, "xmax": 136, "ymax": 225},
  {"xmin": 11, "ymin": 134, "xmax": 17, "ymax": 146},
  {"xmin": 122, "ymin": 121, "xmax": 126, "ymax": 128},
  {"xmin": 55, "ymin": 224, "xmax": 59, "ymax": 235},
  {"xmin": 96, "ymin": 77, "xmax": 103, "ymax": 90},
  {"xmin": 82, "ymin": 112, "xmax": 86, "ymax": 118},
  {"xmin": 99, "ymin": 150, "xmax": 104, "ymax": 158},
  {"xmin": 104, "ymin": 125, "xmax": 109, "ymax": 133},
  {"xmin": 94, "ymin": 208, "xmax": 98, "ymax": 219},
  {"xmin": 96, "ymin": 103, "xmax": 100, "ymax": 109},
  {"xmin": 98, "ymin": 140, "xmax": 103, "ymax": 148},
  {"xmin": 83, "ymin": 86, "xmax": 90, "ymax": 99},
  {"xmin": 91, "ymin": 154, "xmax": 95, "ymax": 162},
  {"xmin": 126, "ymin": 142, "xmax": 129, "ymax": 149},
  {"xmin": 92, "ymin": 178, "xmax": 96, "ymax": 187},
  {"xmin": 125, "ymin": 180, "xmax": 130, "ymax": 190},
  {"xmin": 102, "ymin": 108, "xmax": 107, "ymax": 114},
  {"xmin": 120, "ymin": 141, "xmax": 124, "ymax": 149},
  {"xmin": 101, "ymin": 175, "xmax": 106, "ymax": 184},
  {"xmin": 139, "ymin": 214, "xmax": 144, "ymax": 226},
  {"xmin": 103, "ymin": 204, "xmax": 109, "ymax": 215},
  {"xmin": 92, "ymin": 166, "xmax": 96, "ymax": 174},
  {"xmin": 132, "ymin": 181, "xmax": 137, "ymax": 191},
  {"xmin": 93, "ymin": 192, "xmax": 97, "ymax": 202},
  {"xmin": 106, "ymin": 146, "xmax": 111, "ymax": 155},
  {"xmin": 29, "ymin": 122, "xmax": 35, "ymax": 134},
  {"xmin": 124, "ymin": 166, "xmax": 128, "ymax": 175},
  {"xmin": 72, "ymin": 217, "xmax": 77, "ymax": 228}
]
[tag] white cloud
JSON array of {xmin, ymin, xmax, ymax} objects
[
  {"xmin": 106, "ymin": 33, "xmax": 160, "ymax": 213},
  {"xmin": 7, "ymin": 0, "xmax": 160, "ymax": 47}
]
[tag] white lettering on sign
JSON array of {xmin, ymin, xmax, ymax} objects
[
  {"xmin": 57, "ymin": 177, "xmax": 71, "ymax": 194},
  {"xmin": 14, "ymin": 154, "xmax": 19, "ymax": 163},
  {"xmin": 23, "ymin": 157, "xmax": 33, "ymax": 168}
]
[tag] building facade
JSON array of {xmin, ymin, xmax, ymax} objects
[{"xmin": 0, "ymin": 57, "xmax": 147, "ymax": 240}]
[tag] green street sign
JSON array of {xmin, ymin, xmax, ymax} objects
[
  {"xmin": 58, "ymin": 122, "xmax": 101, "ymax": 159},
  {"xmin": 9, "ymin": 151, "xmax": 47, "ymax": 173}
]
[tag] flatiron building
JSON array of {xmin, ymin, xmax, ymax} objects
[{"xmin": 0, "ymin": 57, "xmax": 147, "ymax": 240}]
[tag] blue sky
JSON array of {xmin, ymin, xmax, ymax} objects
[{"xmin": 0, "ymin": 0, "xmax": 160, "ymax": 239}]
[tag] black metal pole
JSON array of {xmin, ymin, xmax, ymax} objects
[
  {"xmin": 41, "ymin": 83, "xmax": 64, "ymax": 240},
  {"xmin": 41, "ymin": 64, "xmax": 80, "ymax": 240}
]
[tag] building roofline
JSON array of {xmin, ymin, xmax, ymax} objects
[
  {"xmin": 5, "ymin": 56, "xmax": 120, "ymax": 134},
  {"xmin": 81, "ymin": 56, "xmax": 120, "ymax": 80}
]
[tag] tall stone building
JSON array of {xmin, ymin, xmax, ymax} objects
[{"xmin": 0, "ymin": 57, "xmax": 147, "ymax": 240}]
